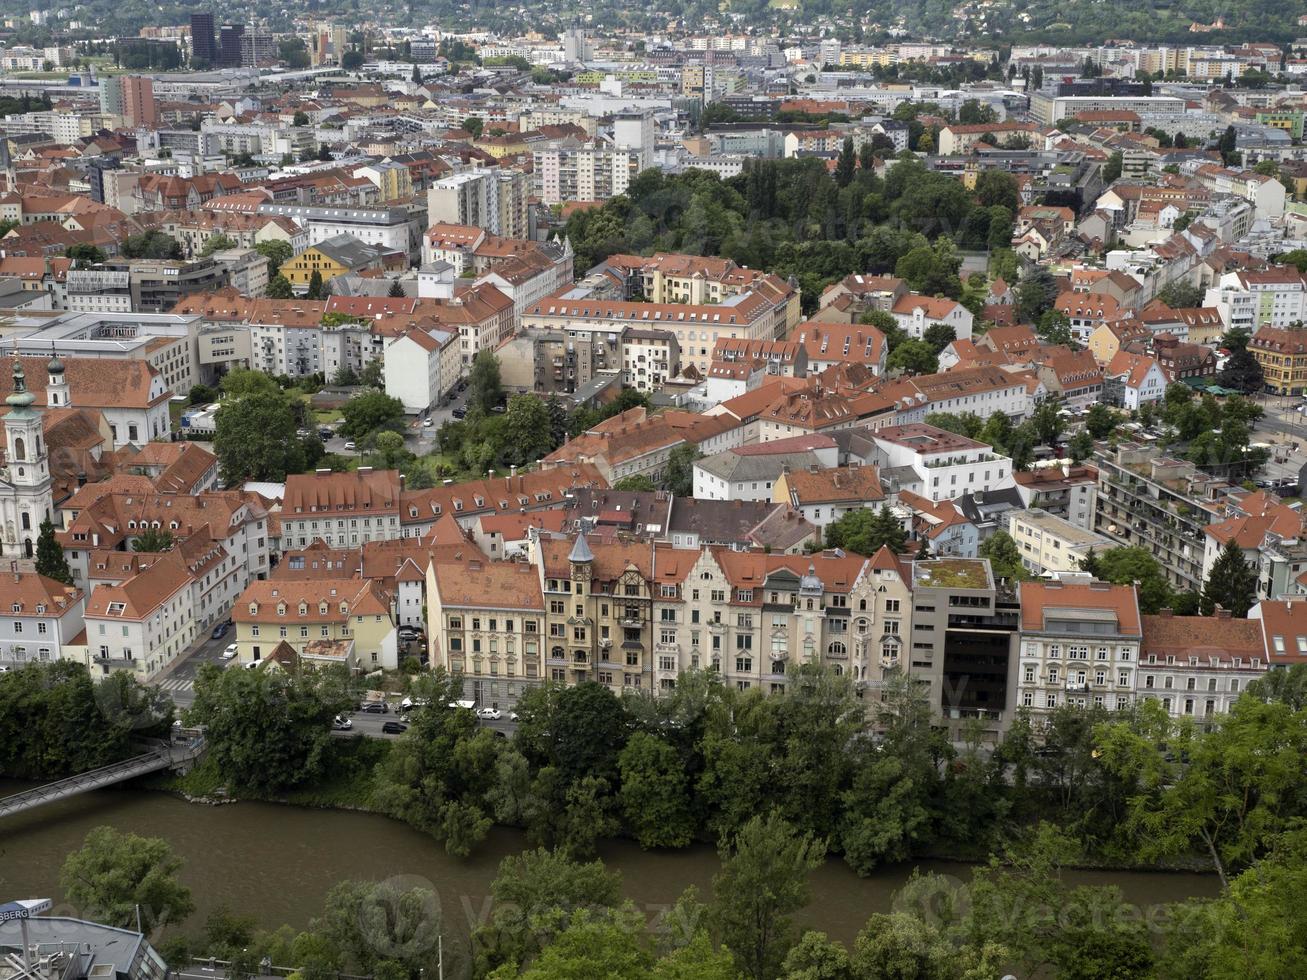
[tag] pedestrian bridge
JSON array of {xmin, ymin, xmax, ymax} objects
[{"xmin": 0, "ymin": 732, "xmax": 205, "ymax": 821}]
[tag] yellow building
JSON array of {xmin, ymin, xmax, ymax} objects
[
  {"xmin": 232, "ymin": 577, "xmax": 398, "ymax": 670},
  {"xmin": 1249, "ymin": 326, "xmax": 1307, "ymax": 396},
  {"xmin": 280, "ymin": 234, "xmax": 384, "ymax": 291}
]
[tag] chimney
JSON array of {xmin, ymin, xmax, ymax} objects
[
  {"xmin": 1215, "ymin": 606, "xmax": 1231, "ymax": 619},
  {"xmin": 1159, "ymin": 608, "xmax": 1173, "ymax": 618}
]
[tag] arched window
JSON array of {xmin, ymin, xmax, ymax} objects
[
  {"xmin": 828, "ymin": 641, "xmax": 846, "ymax": 656},
  {"xmin": 23, "ymin": 539, "xmax": 33, "ymax": 559},
  {"xmin": 12, "ymin": 437, "xmax": 24, "ymax": 461}
]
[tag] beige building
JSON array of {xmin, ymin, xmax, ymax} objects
[
  {"xmin": 1007, "ymin": 508, "xmax": 1114, "ymax": 576},
  {"xmin": 83, "ymin": 551, "xmax": 198, "ymax": 681},
  {"xmin": 426, "ymin": 557, "xmax": 546, "ymax": 709}
]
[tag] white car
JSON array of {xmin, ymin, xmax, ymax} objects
[
  {"xmin": 400, "ymin": 696, "xmax": 430, "ymax": 711},
  {"xmin": 476, "ymin": 707, "xmax": 501, "ymax": 721},
  {"xmin": 508, "ymin": 711, "xmax": 519, "ymax": 722},
  {"xmin": 422, "ymin": 418, "xmax": 434, "ymax": 427},
  {"xmin": 221, "ymin": 644, "xmax": 238, "ymax": 660},
  {"xmin": 243, "ymin": 659, "xmax": 260, "ymax": 670}
]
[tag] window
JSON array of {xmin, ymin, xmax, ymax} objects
[{"xmin": 735, "ymin": 656, "xmax": 752, "ymax": 673}]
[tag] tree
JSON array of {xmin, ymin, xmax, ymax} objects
[
  {"xmin": 923, "ymin": 412, "xmax": 983, "ymax": 438},
  {"xmin": 213, "ymin": 390, "xmax": 304, "ymax": 483},
  {"xmin": 1218, "ymin": 345, "xmax": 1265, "ymax": 395},
  {"xmin": 340, "ymin": 390, "xmax": 405, "ymax": 440},
  {"xmin": 835, "ymin": 136, "xmax": 856, "ymax": 187},
  {"xmin": 974, "ymin": 169, "xmax": 1018, "ymax": 212},
  {"xmin": 265, "ymin": 274, "xmax": 294, "ymax": 299},
  {"xmin": 461, "ymin": 115, "xmax": 484, "ymax": 138},
  {"xmin": 1030, "ymin": 398, "xmax": 1064, "ymax": 446},
  {"xmin": 1016, "ymin": 267, "xmax": 1058, "ymax": 324},
  {"xmin": 467, "ymin": 350, "xmax": 504, "ymax": 416},
  {"xmin": 517, "ymin": 912, "xmax": 652, "ymax": 980},
  {"xmin": 825, "ymin": 505, "xmax": 906, "ymax": 555},
  {"xmin": 921, "ymin": 323, "xmax": 955, "ymax": 354},
  {"xmin": 613, "ymin": 475, "xmax": 657, "ymax": 492},
  {"xmin": 220, "ymin": 368, "xmax": 280, "ymax": 399},
  {"xmin": 186, "ymin": 663, "xmax": 351, "ymax": 794},
  {"xmin": 1069, "ymin": 428, "xmax": 1094, "ymax": 463},
  {"xmin": 341, "ymin": 48, "xmax": 364, "ymax": 70},
  {"xmin": 1037, "ymin": 309, "xmax": 1074, "ymax": 347},
  {"xmin": 292, "ymin": 110, "xmax": 310, "ymax": 126},
  {"xmin": 34, "ymin": 516, "xmax": 72, "ymax": 584},
  {"xmin": 65, "ymin": 243, "xmax": 106, "ymax": 265},
  {"xmin": 1158, "ymin": 280, "xmax": 1204, "ymax": 309},
  {"xmin": 886, "ymin": 339, "xmax": 938, "ymax": 376},
  {"xmin": 120, "ymin": 230, "xmax": 183, "ymax": 260},
  {"xmin": 780, "ymin": 931, "xmax": 852, "ymax": 979},
  {"xmin": 1103, "ymin": 151, "xmax": 1123, "ymax": 183},
  {"xmin": 978, "ymin": 529, "xmax": 1031, "ymax": 583},
  {"xmin": 503, "ymin": 394, "xmax": 559, "ymax": 466},
  {"xmin": 1084, "ymin": 403, "xmax": 1118, "ymax": 439},
  {"xmin": 132, "ymin": 527, "xmax": 175, "ymax": 553},
  {"xmin": 61, "ymin": 826, "xmax": 195, "ymax": 934},
  {"xmin": 710, "ymin": 812, "xmax": 826, "ymax": 980},
  {"xmin": 1200, "ymin": 540, "xmax": 1257, "ymax": 617},
  {"xmin": 371, "ymin": 430, "xmax": 407, "ymax": 469},
  {"xmin": 254, "ymin": 240, "xmax": 294, "ymax": 280},
  {"xmin": 617, "ymin": 732, "xmax": 694, "ymax": 849},
  {"xmin": 473, "ymin": 847, "xmax": 622, "ymax": 974},
  {"xmin": 1092, "ymin": 546, "xmax": 1173, "ymax": 614},
  {"xmin": 663, "ymin": 443, "xmax": 700, "ymax": 497},
  {"xmin": 388, "ymin": 279, "xmax": 405, "ymax": 297},
  {"xmin": 1096, "ymin": 697, "xmax": 1307, "ymax": 886},
  {"xmin": 199, "ymin": 233, "xmax": 236, "ymax": 256},
  {"xmin": 312, "ymin": 876, "xmax": 449, "ymax": 978},
  {"xmin": 188, "ymin": 383, "xmax": 217, "ymax": 406},
  {"xmin": 306, "ymin": 269, "xmax": 325, "ymax": 300}
]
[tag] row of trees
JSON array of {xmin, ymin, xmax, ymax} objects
[
  {"xmin": 563, "ymin": 159, "xmax": 1018, "ymax": 314},
  {"xmin": 65, "ymin": 669, "xmax": 1307, "ymax": 979},
  {"xmin": 183, "ymin": 641, "xmax": 1307, "ymax": 902}
]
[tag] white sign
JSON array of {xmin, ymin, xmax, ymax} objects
[{"xmin": 0, "ymin": 900, "xmax": 52, "ymax": 922}]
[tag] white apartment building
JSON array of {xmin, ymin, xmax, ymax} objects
[
  {"xmin": 83, "ymin": 552, "xmax": 198, "ymax": 682},
  {"xmin": 256, "ymin": 203, "xmax": 421, "ymax": 258},
  {"xmin": 384, "ymin": 327, "xmax": 460, "ymax": 414},
  {"xmin": 1015, "ymin": 580, "xmax": 1141, "ymax": 718},
  {"xmin": 0, "ymin": 573, "xmax": 86, "ymax": 668},
  {"xmin": 1204, "ymin": 268, "xmax": 1307, "ymax": 331},
  {"xmin": 427, "ymin": 168, "xmax": 529, "ymax": 239},
  {"xmin": 532, "ymin": 145, "xmax": 647, "ymax": 205},
  {"xmin": 871, "ymin": 423, "xmax": 1015, "ymax": 504}
]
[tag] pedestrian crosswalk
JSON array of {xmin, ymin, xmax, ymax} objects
[{"xmin": 157, "ymin": 677, "xmax": 193, "ymax": 693}]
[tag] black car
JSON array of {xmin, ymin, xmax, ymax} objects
[
  {"xmin": 211, "ymin": 622, "xmax": 229, "ymax": 639},
  {"xmin": 318, "ymin": 428, "xmax": 334, "ymax": 440},
  {"xmin": 360, "ymin": 701, "xmax": 389, "ymax": 714},
  {"xmin": 452, "ymin": 407, "xmax": 467, "ymax": 419},
  {"xmin": 381, "ymin": 721, "xmax": 408, "ymax": 735}
]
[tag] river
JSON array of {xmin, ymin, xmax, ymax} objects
[{"xmin": 0, "ymin": 784, "xmax": 1219, "ymax": 962}]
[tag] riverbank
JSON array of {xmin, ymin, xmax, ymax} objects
[
  {"xmin": 0, "ymin": 778, "xmax": 1221, "ymax": 955},
  {"xmin": 140, "ymin": 738, "xmax": 1216, "ymax": 877}
]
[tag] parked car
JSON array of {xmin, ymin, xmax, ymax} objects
[
  {"xmin": 476, "ymin": 707, "xmax": 501, "ymax": 721},
  {"xmin": 508, "ymin": 711, "xmax": 519, "ymax": 722},
  {"xmin": 452, "ymin": 408, "xmax": 467, "ymax": 420},
  {"xmin": 221, "ymin": 643, "xmax": 238, "ymax": 660},
  {"xmin": 360, "ymin": 701, "xmax": 389, "ymax": 714},
  {"xmin": 243, "ymin": 659, "xmax": 260, "ymax": 670},
  {"xmin": 381, "ymin": 721, "xmax": 408, "ymax": 735},
  {"xmin": 318, "ymin": 428, "xmax": 334, "ymax": 440},
  {"xmin": 398, "ymin": 626, "xmax": 423, "ymax": 640},
  {"xmin": 400, "ymin": 696, "xmax": 430, "ymax": 711},
  {"xmin": 343, "ymin": 441, "xmax": 356, "ymax": 451},
  {"xmin": 211, "ymin": 622, "xmax": 229, "ymax": 640},
  {"xmin": 422, "ymin": 418, "xmax": 434, "ymax": 427},
  {"xmin": 332, "ymin": 715, "xmax": 352, "ymax": 731}
]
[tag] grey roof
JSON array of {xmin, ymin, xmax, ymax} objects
[
  {"xmin": 748, "ymin": 504, "xmax": 818, "ymax": 551},
  {"xmin": 258, "ymin": 202, "xmax": 411, "ymax": 224},
  {"xmin": 667, "ymin": 497, "xmax": 781, "ymax": 544},
  {"xmin": 313, "ymin": 233, "xmax": 385, "ymax": 270},
  {"xmin": 695, "ymin": 449, "xmax": 822, "ymax": 484},
  {"xmin": 952, "ymin": 488, "xmax": 1025, "ymax": 524},
  {"xmin": 568, "ymin": 532, "xmax": 593, "ymax": 563},
  {"xmin": 0, "ymin": 916, "xmax": 156, "ymax": 980}
]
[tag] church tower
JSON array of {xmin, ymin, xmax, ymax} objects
[
  {"xmin": 3, "ymin": 358, "xmax": 53, "ymax": 559},
  {"xmin": 46, "ymin": 352, "xmax": 69, "ymax": 408}
]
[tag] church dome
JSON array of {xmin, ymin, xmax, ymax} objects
[{"xmin": 5, "ymin": 359, "xmax": 34, "ymax": 410}]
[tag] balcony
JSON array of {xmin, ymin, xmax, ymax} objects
[{"xmin": 619, "ymin": 616, "xmax": 644, "ymax": 628}]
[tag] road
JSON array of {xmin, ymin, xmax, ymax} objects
[
  {"xmin": 1250, "ymin": 393, "xmax": 1306, "ymax": 487},
  {"xmin": 334, "ymin": 707, "xmax": 518, "ymax": 740},
  {"xmin": 155, "ymin": 628, "xmax": 236, "ymax": 709}
]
